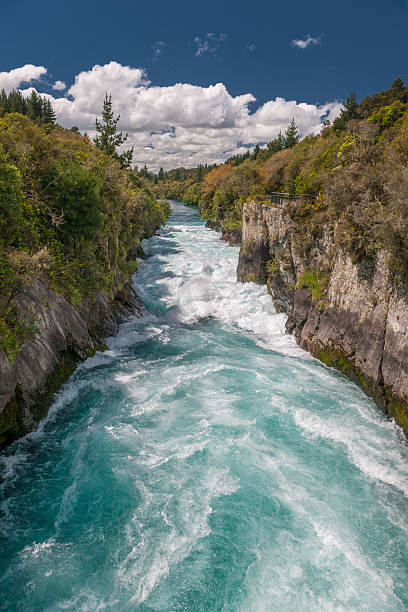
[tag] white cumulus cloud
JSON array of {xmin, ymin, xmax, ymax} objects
[
  {"xmin": 0, "ymin": 64, "xmax": 47, "ymax": 92},
  {"xmin": 52, "ymin": 80, "xmax": 66, "ymax": 91},
  {"xmin": 291, "ymin": 35, "xmax": 320, "ymax": 49},
  {"xmin": 2, "ymin": 61, "xmax": 341, "ymax": 171}
]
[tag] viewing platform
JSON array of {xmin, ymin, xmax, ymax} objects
[{"xmin": 267, "ymin": 192, "xmax": 315, "ymax": 206}]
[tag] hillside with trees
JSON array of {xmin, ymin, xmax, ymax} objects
[
  {"xmin": 0, "ymin": 97, "xmax": 169, "ymax": 364},
  {"xmin": 156, "ymin": 78, "xmax": 408, "ymax": 286},
  {"xmin": 0, "ymin": 89, "xmax": 56, "ymax": 125}
]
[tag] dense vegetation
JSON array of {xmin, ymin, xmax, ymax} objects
[
  {"xmin": 143, "ymin": 165, "xmax": 216, "ymax": 204},
  {"xmin": 156, "ymin": 78, "xmax": 408, "ymax": 288},
  {"xmin": 3, "ymin": 77, "xmax": 408, "ymax": 361},
  {"xmin": 0, "ymin": 103, "xmax": 169, "ymax": 362},
  {"xmin": 150, "ymin": 119, "xmax": 302, "ymax": 211},
  {"xmin": 0, "ymin": 89, "xmax": 56, "ymax": 125}
]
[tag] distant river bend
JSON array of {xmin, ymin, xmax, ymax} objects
[{"xmin": 1, "ymin": 202, "xmax": 408, "ymax": 611}]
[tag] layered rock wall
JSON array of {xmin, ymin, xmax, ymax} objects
[
  {"xmin": 237, "ymin": 201, "xmax": 408, "ymax": 432},
  {"xmin": 0, "ymin": 280, "xmax": 142, "ymax": 446}
]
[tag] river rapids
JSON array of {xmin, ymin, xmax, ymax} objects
[{"xmin": 1, "ymin": 202, "xmax": 408, "ymax": 611}]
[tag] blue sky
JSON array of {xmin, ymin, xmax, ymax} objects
[{"xmin": 1, "ymin": 0, "xmax": 407, "ymax": 169}]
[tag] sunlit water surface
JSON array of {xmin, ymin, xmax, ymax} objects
[{"xmin": 1, "ymin": 202, "xmax": 408, "ymax": 611}]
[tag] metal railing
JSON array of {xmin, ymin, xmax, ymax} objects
[{"xmin": 266, "ymin": 192, "xmax": 315, "ymax": 206}]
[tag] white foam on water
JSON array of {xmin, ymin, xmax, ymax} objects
[
  {"xmin": 114, "ymin": 467, "xmax": 239, "ymax": 605},
  {"xmin": 20, "ymin": 537, "xmax": 56, "ymax": 558},
  {"xmin": 2, "ymin": 203, "xmax": 408, "ymax": 611},
  {"xmin": 0, "ymin": 450, "xmax": 28, "ymax": 480},
  {"xmin": 141, "ymin": 221, "xmax": 304, "ymax": 357},
  {"xmin": 292, "ymin": 405, "xmax": 408, "ymax": 496}
]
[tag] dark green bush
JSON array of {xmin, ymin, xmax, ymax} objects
[
  {"xmin": 0, "ymin": 148, "xmax": 24, "ymax": 246},
  {"xmin": 44, "ymin": 161, "xmax": 104, "ymax": 241}
]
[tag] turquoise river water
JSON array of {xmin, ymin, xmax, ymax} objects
[{"xmin": 1, "ymin": 202, "xmax": 408, "ymax": 611}]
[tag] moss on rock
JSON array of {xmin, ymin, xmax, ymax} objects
[{"xmin": 314, "ymin": 343, "xmax": 408, "ymax": 433}]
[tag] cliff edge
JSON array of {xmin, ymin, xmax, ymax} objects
[
  {"xmin": 237, "ymin": 200, "xmax": 408, "ymax": 433},
  {"xmin": 0, "ymin": 280, "xmax": 142, "ymax": 447}
]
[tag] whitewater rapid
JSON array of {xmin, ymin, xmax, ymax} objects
[{"xmin": 1, "ymin": 202, "xmax": 408, "ymax": 611}]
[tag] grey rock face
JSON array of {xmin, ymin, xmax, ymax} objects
[
  {"xmin": 237, "ymin": 200, "xmax": 408, "ymax": 433},
  {"xmin": 0, "ymin": 280, "xmax": 143, "ymax": 446},
  {"xmin": 220, "ymin": 230, "xmax": 242, "ymax": 246}
]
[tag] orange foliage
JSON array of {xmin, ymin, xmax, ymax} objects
[
  {"xmin": 201, "ymin": 164, "xmax": 235, "ymax": 196},
  {"xmin": 258, "ymin": 149, "xmax": 294, "ymax": 190}
]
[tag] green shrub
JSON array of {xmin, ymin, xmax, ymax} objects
[
  {"xmin": 0, "ymin": 148, "xmax": 24, "ymax": 246},
  {"xmin": 368, "ymin": 101, "xmax": 407, "ymax": 130},
  {"xmin": 0, "ymin": 112, "xmax": 170, "ymax": 355},
  {"xmin": 297, "ymin": 270, "xmax": 330, "ymax": 301},
  {"xmin": 183, "ymin": 182, "xmax": 202, "ymax": 205},
  {"xmin": 44, "ymin": 161, "xmax": 104, "ymax": 241},
  {"xmin": 0, "ymin": 304, "xmax": 39, "ymax": 363}
]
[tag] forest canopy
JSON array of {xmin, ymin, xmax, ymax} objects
[
  {"xmin": 0, "ymin": 97, "xmax": 169, "ymax": 362},
  {"xmin": 153, "ymin": 78, "xmax": 408, "ymax": 289}
]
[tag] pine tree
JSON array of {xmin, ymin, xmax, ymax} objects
[
  {"xmin": 27, "ymin": 90, "xmax": 43, "ymax": 122},
  {"xmin": 8, "ymin": 90, "xmax": 27, "ymax": 114},
  {"xmin": 252, "ymin": 143, "xmax": 261, "ymax": 159},
  {"xmin": 333, "ymin": 92, "xmax": 359, "ymax": 131},
  {"xmin": 0, "ymin": 89, "xmax": 8, "ymax": 113},
  {"xmin": 284, "ymin": 118, "xmax": 301, "ymax": 148},
  {"xmin": 42, "ymin": 98, "xmax": 56, "ymax": 124},
  {"xmin": 343, "ymin": 92, "xmax": 359, "ymax": 118},
  {"xmin": 392, "ymin": 77, "xmax": 404, "ymax": 92},
  {"xmin": 118, "ymin": 148, "xmax": 134, "ymax": 170},
  {"xmin": 139, "ymin": 164, "xmax": 149, "ymax": 178},
  {"xmin": 158, "ymin": 167, "xmax": 165, "ymax": 180},
  {"xmin": 94, "ymin": 93, "xmax": 133, "ymax": 168},
  {"xmin": 267, "ymin": 132, "xmax": 284, "ymax": 155},
  {"xmin": 196, "ymin": 164, "xmax": 204, "ymax": 181}
]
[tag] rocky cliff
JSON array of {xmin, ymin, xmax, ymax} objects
[
  {"xmin": 237, "ymin": 200, "xmax": 408, "ymax": 433},
  {"xmin": 0, "ymin": 279, "xmax": 143, "ymax": 447},
  {"xmin": 205, "ymin": 220, "xmax": 242, "ymax": 246}
]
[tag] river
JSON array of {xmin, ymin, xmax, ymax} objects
[{"xmin": 1, "ymin": 201, "xmax": 408, "ymax": 611}]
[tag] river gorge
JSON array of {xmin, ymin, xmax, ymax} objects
[{"xmin": 1, "ymin": 202, "xmax": 408, "ymax": 610}]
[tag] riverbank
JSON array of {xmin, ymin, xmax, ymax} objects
[
  {"xmin": 236, "ymin": 200, "xmax": 408, "ymax": 434},
  {"xmin": 0, "ymin": 279, "xmax": 144, "ymax": 446},
  {"xmin": 1, "ymin": 202, "xmax": 407, "ymax": 610},
  {"xmin": 0, "ymin": 112, "xmax": 170, "ymax": 447}
]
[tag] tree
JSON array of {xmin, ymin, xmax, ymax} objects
[
  {"xmin": 94, "ymin": 93, "xmax": 133, "ymax": 168},
  {"xmin": 42, "ymin": 98, "xmax": 56, "ymax": 124},
  {"xmin": 0, "ymin": 89, "xmax": 55, "ymax": 125},
  {"xmin": 196, "ymin": 164, "xmax": 204, "ymax": 181},
  {"xmin": 343, "ymin": 92, "xmax": 359, "ymax": 118},
  {"xmin": 333, "ymin": 92, "xmax": 359, "ymax": 130},
  {"xmin": 6, "ymin": 90, "xmax": 27, "ymax": 115},
  {"xmin": 0, "ymin": 148, "xmax": 24, "ymax": 246},
  {"xmin": 46, "ymin": 161, "xmax": 104, "ymax": 240},
  {"xmin": 118, "ymin": 148, "xmax": 133, "ymax": 169},
  {"xmin": 27, "ymin": 90, "xmax": 43, "ymax": 122},
  {"xmin": 284, "ymin": 118, "xmax": 301, "ymax": 148},
  {"xmin": 139, "ymin": 165, "xmax": 150, "ymax": 178},
  {"xmin": 266, "ymin": 132, "xmax": 284, "ymax": 156},
  {"xmin": 0, "ymin": 89, "xmax": 8, "ymax": 114},
  {"xmin": 158, "ymin": 167, "xmax": 165, "ymax": 180},
  {"xmin": 392, "ymin": 77, "xmax": 404, "ymax": 92},
  {"xmin": 251, "ymin": 143, "xmax": 261, "ymax": 159}
]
